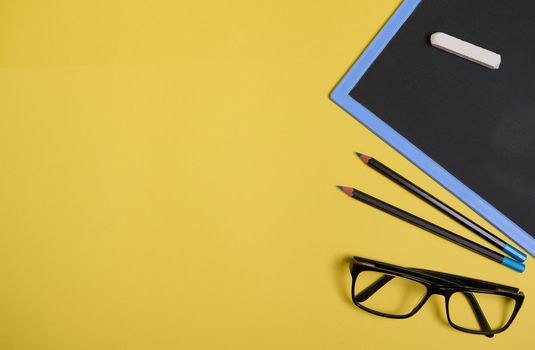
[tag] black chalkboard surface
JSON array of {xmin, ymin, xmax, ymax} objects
[{"xmin": 349, "ymin": 0, "xmax": 535, "ymax": 241}]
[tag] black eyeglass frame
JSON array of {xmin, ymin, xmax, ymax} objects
[{"xmin": 350, "ymin": 256, "xmax": 524, "ymax": 336}]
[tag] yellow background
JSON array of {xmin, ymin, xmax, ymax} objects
[{"xmin": 0, "ymin": 0, "xmax": 532, "ymax": 348}]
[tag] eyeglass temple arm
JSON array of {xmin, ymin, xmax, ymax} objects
[
  {"xmin": 410, "ymin": 267, "xmax": 518, "ymax": 293},
  {"xmin": 354, "ymin": 275, "xmax": 395, "ymax": 303},
  {"xmin": 463, "ymin": 292, "xmax": 494, "ymax": 338}
]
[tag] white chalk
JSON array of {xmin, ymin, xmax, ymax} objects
[{"xmin": 430, "ymin": 32, "xmax": 501, "ymax": 70}]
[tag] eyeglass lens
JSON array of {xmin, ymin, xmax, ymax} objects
[
  {"xmin": 353, "ymin": 271, "xmax": 427, "ymax": 316},
  {"xmin": 448, "ymin": 291, "xmax": 516, "ymax": 331}
]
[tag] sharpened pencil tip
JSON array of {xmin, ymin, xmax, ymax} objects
[
  {"xmin": 337, "ymin": 186, "xmax": 353, "ymax": 196},
  {"xmin": 355, "ymin": 152, "xmax": 371, "ymax": 164}
]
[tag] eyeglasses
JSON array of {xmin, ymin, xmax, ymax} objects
[{"xmin": 350, "ymin": 256, "xmax": 524, "ymax": 337}]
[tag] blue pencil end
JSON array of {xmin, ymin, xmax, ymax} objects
[
  {"xmin": 355, "ymin": 152, "xmax": 362, "ymax": 157},
  {"xmin": 337, "ymin": 186, "xmax": 344, "ymax": 191},
  {"xmin": 502, "ymin": 256, "xmax": 525, "ymax": 273},
  {"xmin": 503, "ymin": 244, "xmax": 527, "ymax": 262}
]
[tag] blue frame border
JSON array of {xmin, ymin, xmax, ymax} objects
[{"xmin": 330, "ymin": 0, "xmax": 535, "ymax": 256}]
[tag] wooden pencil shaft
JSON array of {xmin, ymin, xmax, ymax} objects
[
  {"xmin": 350, "ymin": 188, "xmax": 504, "ymax": 263},
  {"xmin": 368, "ymin": 158, "xmax": 506, "ymax": 249}
]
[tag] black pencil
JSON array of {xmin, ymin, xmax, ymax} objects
[
  {"xmin": 337, "ymin": 185, "xmax": 524, "ymax": 272},
  {"xmin": 356, "ymin": 152, "xmax": 527, "ymax": 263}
]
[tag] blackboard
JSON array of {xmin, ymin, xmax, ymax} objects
[{"xmin": 331, "ymin": 0, "xmax": 535, "ymax": 255}]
